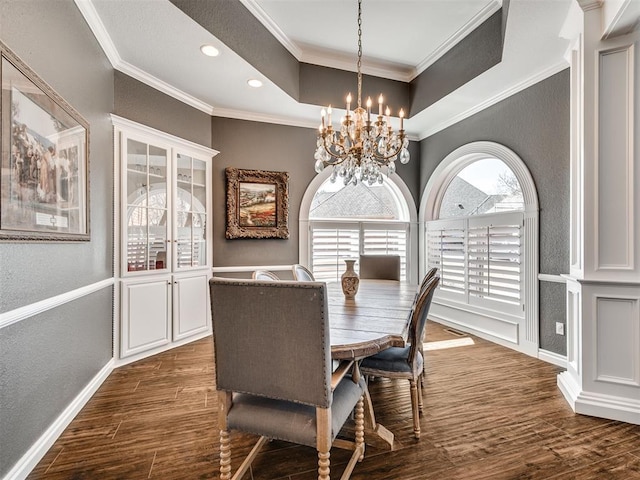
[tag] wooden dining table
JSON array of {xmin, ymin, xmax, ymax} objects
[{"xmin": 327, "ymin": 279, "xmax": 419, "ymax": 450}]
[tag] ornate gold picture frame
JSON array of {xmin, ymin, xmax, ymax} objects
[{"xmin": 225, "ymin": 167, "xmax": 289, "ymax": 239}]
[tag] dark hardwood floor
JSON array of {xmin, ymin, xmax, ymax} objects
[{"xmin": 29, "ymin": 322, "xmax": 640, "ymax": 479}]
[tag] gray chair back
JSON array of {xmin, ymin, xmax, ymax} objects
[
  {"xmin": 419, "ymin": 267, "xmax": 438, "ymax": 292},
  {"xmin": 359, "ymin": 254, "xmax": 401, "ymax": 280},
  {"xmin": 292, "ymin": 264, "xmax": 315, "ymax": 281},
  {"xmin": 209, "ymin": 277, "xmax": 332, "ymax": 407},
  {"xmin": 408, "ymin": 276, "xmax": 440, "ymax": 366},
  {"xmin": 252, "ymin": 270, "xmax": 280, "ymax": 281}
]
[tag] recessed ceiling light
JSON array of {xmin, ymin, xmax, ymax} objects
[
  {"xmin": 200, "ymin": 44, "xmax": 219, "ymax": 57},
  {"xmin": 247, "ymin": 79, "xmax": 263, "ymax": 88}
]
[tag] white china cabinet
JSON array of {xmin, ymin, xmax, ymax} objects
[{"xmin": 112, "ymin": 115, "xmax": 218, "ymax": 361}]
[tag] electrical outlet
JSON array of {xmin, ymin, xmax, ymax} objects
[{"xmin": 556, "ymin": 322, "xmax": 565, "ymax": 336}]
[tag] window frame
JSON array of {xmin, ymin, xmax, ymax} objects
[
  {"xmin": 300, "ymin": 170, "xmax": 418, "ymax": 283},
  {"xmin": 419, "ymin": 141, "xmax": 540, "ymax": 356},
  {"xmin": 310, "ymin": 219, "xmax": 410, "ymax": 282}
]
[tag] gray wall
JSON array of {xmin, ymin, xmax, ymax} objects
[
  {"xmin": 113, "ymin": 73, "xmax": 421, "ymax": 269},
  {"xmin": 419, "ymin": 69, "xmax": 570, "ymax": 354},
  {"xmin": 211, "ymin": 117, "xmax": 421, "ymax": 267},
  {"xmin": 0, "ymin": 1, "xmax": 114, "ymax": 476},
  {"xmin": 114, "ymin": 71, "xmax": 212, "ymax": 148}
]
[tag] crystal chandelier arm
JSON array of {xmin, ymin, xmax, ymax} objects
[{"xmin": 321, "ymin": 132, "xmax": 348, "ymax": 163}]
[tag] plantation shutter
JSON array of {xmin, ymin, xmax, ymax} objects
[
  {"xmin": 310, "ymin": 222, "xmax": 409, "ymax": 282},
  {"xmin": 427, "ymin": 213, "xmax": 524, "ymax": 310},
  {"xmin": 362, "ymin": 225, "xmax": 408, "ymax": 279},
  {"xmin": 310, "ymin": 224, "xmax": 360, "ymax": 281},
  {"xmin": 426, "ymin": 220, "xmax": 465, "ymax": 295},
  {"xmin": 468, "ymin": 214, "xmax": 522, "ymax": 306}
]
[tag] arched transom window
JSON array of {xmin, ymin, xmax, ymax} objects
[{"xmin": 301, "ymin": 174, "xmax": 415, "ymax": 282}]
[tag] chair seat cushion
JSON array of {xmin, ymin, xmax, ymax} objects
[
  {"xmin": 227, "ymin": 376, "xmax": 365, "ymax": 448},
  {"xmin": 360, "ymin": 346, "xmax": 423, "ymax": 375}
]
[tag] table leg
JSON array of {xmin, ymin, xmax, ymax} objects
[{"xmin": 362, "ymin": 384, "xmax": 395, "ymax": 450}]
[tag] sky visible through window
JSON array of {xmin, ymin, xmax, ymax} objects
[
  {"xmin": 457, "ymin": 158, "xmax": 515, "ymax": 195},
  {"xmin": 439, "ymin": 158, "xmax": 523, "ymax": 219}
]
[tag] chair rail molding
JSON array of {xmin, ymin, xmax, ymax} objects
[{"xmin": 0, "ymin": 278, "xmax": 115, "ymax": 330}]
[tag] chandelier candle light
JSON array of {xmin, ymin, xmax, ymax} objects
[{"xmin": 314, "ymin": 0, "xmax": 410, "ymax": 186}]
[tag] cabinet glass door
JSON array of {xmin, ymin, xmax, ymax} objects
[
  {"xmin": 125, "ymin": 138, "xmax": 169, "ymax": 273},
  {"xmin": 175, "ymin": 153, "xmax": 208, "ymax": 269}
]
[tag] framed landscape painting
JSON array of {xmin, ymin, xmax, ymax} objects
[
  {"xmin": 0, "ymin": 40, "xmax": 90, "ymax": 241},
  {"xmin": 225, "ymin": 167, "xmax": 289, "ymax": 239}
]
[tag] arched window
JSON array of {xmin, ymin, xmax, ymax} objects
[
  {"xmin": 439, "ymin": 158, "xmax": 524, "ymax": 218},
  {"xmin": 420, "ymin": 142, "xmax": 539, "ymax": 356},
  {"xmin": 300, "ymin": 171, "xmax": 417, "ymax": 282}
]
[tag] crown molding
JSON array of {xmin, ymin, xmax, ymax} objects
[
  {"xmin": 299, "ymin": 50, "xmax": 414, "ymax": 82},
  {"xmin": 415, "ymin": 0, "xmax": 502, "ymax": 77},
  {"xmin": 240, "ymin": 0, "xmax": 502, "ymax": 83},
  {"xmin": 74, "ymin": 0, "xmax": 215, "ymax": 115},
  {"xmin": 577, "ymin": 0, "xmax": 603, "ymax": 12},
  {"xmin": 73, "ymin": 0, "xmax": 122, "ymax": 66},
  {"xmin": 211, "ymin": 107, "xmax": 318, "ymax": 129},
  {"xmin": 211, "ymin": 107, "xmax": 420, "ymax": 142},
  {"xmin": 115, "ymin": 61, "xmax": 215, "ymax": 115},
  {"xmin": 239, "ymin": 0, "xmax": 302, "ymax": 60},
  {"xmin": 75, "ymin": 0, "xmax": 542, "ymax": 144},
  {"xmin": 417, "ymin": 61, "xmax": 569, "ymax": 140}
]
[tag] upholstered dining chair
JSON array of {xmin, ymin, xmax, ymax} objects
[
  {"xmin": 209, "ymin": 278, "xmax": 367, "ymax": 480},
  {"xmin": 251, "ymin": 269, "xmax": 280, "ymax": 281},
  {"xmin": 360, "ymin": 275, "xmax": 440, "ymax": 439},
  {"xmin": 292, "ymin": 263, "xmax": 315, "ymax": 281},
  {"xmin": 416, "ymin": 267, "xmax": 438, "ymax": 374},
  {"xmin": 358, "ymin": 254, "xmax": 401, "ymax": 280}
]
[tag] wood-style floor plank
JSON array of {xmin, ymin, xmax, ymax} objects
[{"xmin": 27, "ymin": 322, "xmax": 640, "ymax": 480}]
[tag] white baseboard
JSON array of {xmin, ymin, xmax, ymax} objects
[
  {"xmin": 3, "ymin": 359, "xmax": 115, "ymax": 480},
  {"xmin": 113, "ymin": 329, "xmax": 212, "ymax": 368},
  {"xmin": 558, "ymin": 372, "xmax": 640, "ymax": 425},
  {"xmin": 538, "ymin": 349, "xmax": 567, "ymax": 368}
]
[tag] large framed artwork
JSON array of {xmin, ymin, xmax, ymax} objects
[
  {"xmin": 0, "ymin": 40, "xmax": 90, "ymax": 241},
  {"xmin": 225, "ymin": 167, "xmax": 289, "ymax": 239}
]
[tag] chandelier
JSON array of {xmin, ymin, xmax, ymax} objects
[{"xmin": 314, "ymin": 0, "xmax": 410, "ymax": 186}]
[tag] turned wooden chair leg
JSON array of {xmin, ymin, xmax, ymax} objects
[
  {"xmin": 355, "ymin": 395, "xmax": 365, "ymax": 461},
  {"xmin": 219, "ymin": 429, "xmax": 231, "ymax": 480},
  {"xmin": 417, "ymin": 377, "xmax": 424, "ymax": 413},
  {"xmin": 409, "ymin": 380, "xmax": 420, "ymax": 439},
  {"xmin": 318, "ymin": 451, "xmax": 330, "ymax": 480}
]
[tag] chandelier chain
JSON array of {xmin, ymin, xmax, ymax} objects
[
  {"xmin": 357, "ymin": 0, "xmax": 362, "ymax": 108},
  {"xmin": 313, "ymin": 0, "xmax": 410, "ymax": 186}
]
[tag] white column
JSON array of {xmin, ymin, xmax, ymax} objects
[{"xmin": 559, "ymin": 1, "xmax": 640, "ymax": 425}]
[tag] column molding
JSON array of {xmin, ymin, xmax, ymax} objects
[{"xmin": 562, "ymin": 2, "xmax": 640, "ymax": 425}]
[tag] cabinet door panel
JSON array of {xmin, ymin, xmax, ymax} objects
[
  {"xmin": 173, "ymin": 273, "xmax": 209, "ymax": 341},
  {"xmin": 123, "ymin": 136, "xmax": 169, "ymax": 274},
  {"xmin": 121, "ymin": 279, "xmax": 170, "ymax": 357}
]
